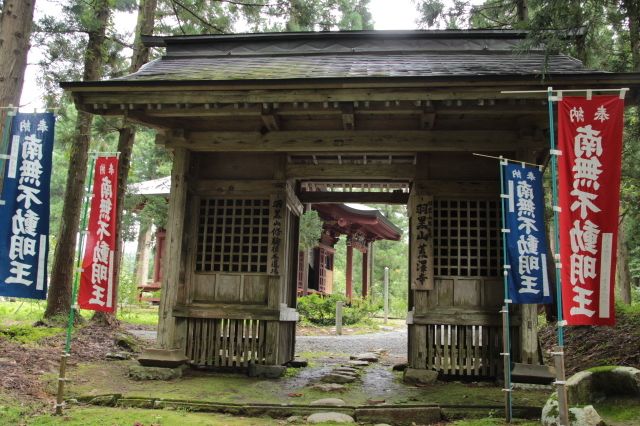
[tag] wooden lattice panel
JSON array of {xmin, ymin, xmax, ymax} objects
[
  {"xmin": 433, "ymin": 199, "xmax": 501, "ymax": 277},
  {"xmin": 196, "ymin": 198, "xmax": 270, "ymax": 273},
  {"xmin": 410, "ymin": 323, "xmax": 516, "ymax": 377},
  {"xmin": 185, "ymin": 318, "xmax": 268, "ymax": 367}
]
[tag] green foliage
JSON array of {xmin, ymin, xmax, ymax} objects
[
  {"xmin": 0, "ymin": 324, "xmax": 63, "ymax": 344},
  {"xmin": 298, "ymin": 210, "xmax": 324, "ymax": 250},
  {"xmin": 297, "ymin": 293, "xmax": 380, "ymax": 325}
]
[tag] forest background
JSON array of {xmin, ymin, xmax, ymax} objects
[{"xmin": 1, "ymin": 0, "xmax": 639, "ymax": 322}]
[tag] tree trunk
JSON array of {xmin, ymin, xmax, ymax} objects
[
  {"xmin": 616, "ymin": 219, "xmax": 632, "ymax": 304},
  {"xmin": 44, "ymin": 1, "xmax": 111, "ymax": 320},
  {"xmin": 94, "ymin": 0, "xmax": 157, "ymax": 323},
  {"xmin": 0, "ymin": 0, "xmax": 36, "ymax": 133},
  {"xmin": 516, "ymin": 0, "xmax": 528, "ymax": 22},
  {"xmin": 623, "ymin": 0, "xmax": 640, "ymax": 72},
  {"xmin": 133, "ymin": 221, "xmax": 152, "ymax": 289}
]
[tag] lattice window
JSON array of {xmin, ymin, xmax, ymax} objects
[
  {"xmin": 433, "ymin": 199, "xmax": 501, "ymax": 277},
  {"xmin": 196, "ymin": 198, "xmax": 270, "ymax": 273}
]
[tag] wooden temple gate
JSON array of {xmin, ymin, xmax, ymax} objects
[{"xmin": 63, "ymin": 30, "xmax": 640, "ymax": 376}]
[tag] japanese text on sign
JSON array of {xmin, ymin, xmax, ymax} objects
[
  {"xmin": 0, "ymin": 113, "xmax": 55, "ymax": 300},
  {"xmin": 558, "ymin": 95, "xmax": 624, "ymax": 326}
]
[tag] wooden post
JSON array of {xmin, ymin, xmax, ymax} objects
[
  {"xmin": 54, "ymin": 353, "xmax": 69, "ymax": 415},
  {"xmin": 336, "ymin": 301, "xmax": 343, "ymax": 335},
  {"xmin": 501, "ymin": 305, "xmax": 512, "ymax": 423},
  {"xmin": 384, "ymin": 266, "xmax": 389, "ymax": 324},
  {"xmin": 346, "ymin": 244, "xmax": 353, "ymax": 300},
  {"xmin": 553, "ymin": 345, "xmax": 570, "ymax": 426},
  {"xmin": 157, "ymin": 148, "xmax": 190, "ymax": 349},
  {"xmin": 362, "ymin": 246, "xmax": 369, "ymax": 298}
]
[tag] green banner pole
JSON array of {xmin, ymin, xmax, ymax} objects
[
  {"xmin": 54, "ymin": 154, "xmax": 97, "ymax": 415},
  {"xmin": 546, "ymin": 87, "xmax": 570, "ymax": 426},
  {"xmin": 498, "ymin": 157, "xmax": 513, "ymax": 422}
]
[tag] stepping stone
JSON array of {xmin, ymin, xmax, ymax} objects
[
  {"xmin": 287, "ymin": 358, "xmax": 309, "ymax": 368},
  {"xmin": 346, "ymin": 360, "xmax": 369, "ymax": 367},
  {"xmin": 311, "ymin": 383, "xmax": 347, "ymax": 392},
  {"xmin": 106, "ymin": 352, "xmax": 130, "ymax": 360},
  {"xmin": 392, "ymin": 362, "xmax": 408, "ymax": 371},
  {"xmin": 321, "ymin": 373, "xmax": 356, "ymax": 384},
  {"xmin": 334, "ymin": 367, "xmax": 359, "ymax": 375},
  {"xmin": 307, "ymin": 412, "xmax": 354, "ymax": 424},
  {"xmin": 351, "ymin": 353, "xmax": 379, "ymax": 362},
  {"xmin": 310, "ymin": 398, "xmax": 346, "ymax": 406}
]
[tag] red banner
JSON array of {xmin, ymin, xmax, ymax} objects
[
  {"xmin": 78, "ymin": 156, "xmax": 119, "ymax": 312},
  {"xmin": 558, "ymin": 95, "xmax": 624, "ymax": 326}
]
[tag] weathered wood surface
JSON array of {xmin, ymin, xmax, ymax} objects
[
  {"xmin": 287, "ymin": 163, "xmax": 415, "ymax": 180},
  {"xmin": 298, "ymin": 191, "xmax": 409, "ymax": 204},
  {"xmin": 173, "ymin": 304, "xmax": 280, "ymax": 320},
  {"xmin": 163, "ymin": 130, "xmax": 524, "ymax": 152},
  {"xmin": 158, "ymin": 148, "xmax": 190, "ymax": 349}
]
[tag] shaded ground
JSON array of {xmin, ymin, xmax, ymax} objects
[{"xmin": 539, "ymin": 305, "xmax": 640, "ymax": 375}]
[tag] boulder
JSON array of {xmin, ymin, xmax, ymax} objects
[
  {"xmin": 403, "ymin": 368, "xmax": 438, "ymax": 385},
  {"xmin": 247, "ymin": 363, "xmax": 286, "ymax": 379},
  {"xmin": 321, "ymin": 373, "xmax": 357, "ymax": 384},
  {"xmin": 541, "ymin": 398, "xmax": 605, "ymax": 426},
  {"xmin": 128, "ymin": 365, "xmax": 183, "ymax": 381},
  {"xmin": 310, "ymin": 398, "xmax": 346, "ymax": 406},
  {"xmin": 286, "ymin": 415, "xmax": 303, "ymax": 423},
  {"xmin": 137, "ymin": 348, "xmax": 188, "ymax": 368},
  {"xmin": 307, "ymin": 412, "xmax": 354, "ymax": 424},
  {"xmin": 114, "ymin": 333, "xmax": 139, "ymax": 353},
  {"xmin": 567, "ymin": 366, "xmax": 640, "ymax": 405}
]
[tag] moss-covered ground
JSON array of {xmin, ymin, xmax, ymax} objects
[{"xmin": 45, "ymin": 356, "xmax": 548, "ymax": 412}]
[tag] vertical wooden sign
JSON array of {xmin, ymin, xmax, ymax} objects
[
  {"xmin": 410, "ymin": 195, "xmax": 434, "ymax": 290},
  {"xmin": 268, "ymin": 194, "xmax": 286, "ymax": 276}
]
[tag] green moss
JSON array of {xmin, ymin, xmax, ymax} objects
[
  {"xmin": 587, "ymin": 365, "xmax": 617, "ymax": 373},
  {"xmin": 0, "ymin": 324, "xmax": 64, "ymax": 344}
]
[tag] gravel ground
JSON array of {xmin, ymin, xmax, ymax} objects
[
  {"xmin": 128, "ymin": 328, "xmax": 409, "ymax": 360},
  {"xmin": 296, "ymin": 330, "xmax": 407, "ymax": 359}
]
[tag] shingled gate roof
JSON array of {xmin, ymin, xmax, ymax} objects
[{"xmin": 117, "ymin": 30, "xmax": 596, "ymax": 83}]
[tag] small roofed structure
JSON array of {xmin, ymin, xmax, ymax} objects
[
  {"xmin": 62, "ymin": 30, "xmax": 640, "ymax": 376},
  {"xmin": 298, "ymin": 203, "xmax": 402, "ymax": 299}
]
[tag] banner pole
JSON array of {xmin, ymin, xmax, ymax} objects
[
  {"xmin": 54, "ymin": 154, "xmax": 97, "ymax": 415},
  {"xmin": 0, "ymin": 106, "xmax": 16, "ymax": 202},
  {"xmin": 498, "ymin": 157, "xmax": 513, "ymax": 422},
  {"xmin": 546, "ymin": 87, "xmax": 570, "ymax": 426}
]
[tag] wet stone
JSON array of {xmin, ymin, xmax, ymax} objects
[
  {"xmin": 311, "ymin": 383, "xmax": 347, "ymax": 392},
  {"xmin": 309, "ymin": 398, "xmax": 346, "ymax": 406},
  {"xmin": 346, "ymin": 360, "xmax": 369, "ymax": 367},
  {"xmin": 307, "ymin": 412, "xmax": 354, "ymax": 424},
  {"xmin": 321, "ymin": 373, "xmax": 357, "ymax": 384},
  {"xmin": 351, "ymin": 353, "xmax": 379, "ymax": 362},
  {"xmin": 334, "ymin": 367, "xmax": 359, "ymax": 375}
]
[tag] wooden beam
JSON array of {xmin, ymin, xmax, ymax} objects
[
  {"xmin": 341, "ymin": 102, "xmax": 354, "ymax": 130},
  {"xmin": 173, "ymin": 130, "xmax": 522, "ymax": 152},
  {"xmin": 420, "ymin": 108, "xmax": 436, "ymax": 130},
  {"xmin": 298, "ymin": 191, "xmax": 409, "ymax": 204},
  {"xmin": 261, "ymin": 105, "xmax": 280, "ymax": 131},
  {"xmin": 287, "ymin": 163, "xmax": 415, "ymax": 180}
]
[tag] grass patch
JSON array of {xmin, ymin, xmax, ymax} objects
[
  {"xmin": 594, "ymin": 396, "xmax": 640, "ymax": 425},
  {"xmin": 116, "ymin": 305, "xmax": 158, "ymax": 326},
  {"xmin": 0, "ymin": 324, "xmax": 64, "ymax": 344},
  {"xmin": 451, "ymin": 419, "xmax": 539, "ymax": 426},
  {"xmin": 0, "ymin": 300, "xmax": 47, "ymax": 325}
]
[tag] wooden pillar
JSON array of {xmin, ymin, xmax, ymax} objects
[
  {"xmin": 361, "ymin": 246, "xmax": 369, "ymax": 298},
  {"xmin": 157, "ymin": 148, "xmax": 190, "ymax": 350},
  {"xmin": 346, "ymin": 243, "xmax": 353, "ymax": 300}
]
